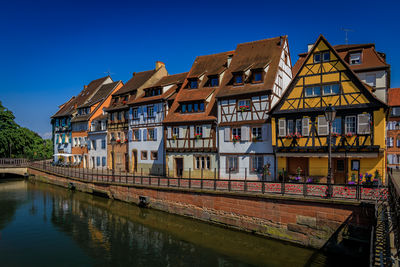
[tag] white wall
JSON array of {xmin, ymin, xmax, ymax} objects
[
  {"xmin": 88, "ymin": 132, "xmax": 107, "ymax": 169},
  {"xmin": 219, "ymin": 154, "xmax": 275, "ymax": 180}
]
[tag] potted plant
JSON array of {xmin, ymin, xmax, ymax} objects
[
  {"xmin": 232, "ymin": 135, "xmax": 240, "ymax": 143},
  {"xmin": 116, "ymin": 139, "xmax": 121, "ymax": 144},
  {"xmin": 122, "ymin": 100, "xmax": 127, "ymax": 105},
  {"xmin": 373, "ymin": 170, "xmax": 381, "ymax": 186},
  {"xmin": 331, "ymin": 132, "xmax": 341, "ymax": 138},
  {"xmin": 173, "ymin": 134, "xmax": 177, "ymax": 140},
  {"xmin": 252, "ymin": 135, "xmax": 261, "ymax": 142},
  {"xmin": 263, "ymin": 163, "xmax": 271, "ymax": 179},
  {"xmin": 124, "ymin": 138, "xmax": 128, "ymax": 143},
  {"xmin": 239, "ymin": 105, "xmax": 250, "ymax": 112},
  {"xmin": 344, "ymin": 132, "xmax": 355, "ymax": 139},
  {"xmin": 194, "ymin": 133, "xmax": 202, "ymax": 140}
]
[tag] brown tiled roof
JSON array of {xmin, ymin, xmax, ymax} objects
[
  {"xmin": 164, "ymin": 51, "xmax": 231, "ymax": 123},
  {"xmin": 293, "ymin": 42, "xmax": 389, "ymax": 76},
  {"xmin": 79, "ymin": 81, "xmax": 122, "ymax": 108},
  {"xmin": 52, "ymin": 76, "xmax": 110, "ymax": 118},
  {"xmin": 113, "ymin": 70, "xmax": 156, "ymax": 96},
  {"xmin": 129, "ymin": 72, "xmax": 188, "ymax": 106},
  {"xmin": 217, "ymin": 36, "xmax": 287, "ymax": 98},
  {"xmin": 388, "ymin": 88, "xmax": 400, "ymax": 106}
]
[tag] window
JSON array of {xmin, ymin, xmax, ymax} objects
[
  {"xmin": 397, "ymin": 137, "xmax": 400, "ymax": 148},
  {"xmin": 195, "ymin": 156, "xmax": 210, "ymax": 169},
  {"xmin": 323, "ymin": 84, "xmax": 340, "ymax": 95},
  {"xmin": 181, "ymin": 104, "xmax": 186, "ymax": 113},
  {"xmin": 234, "ymin": 74, "xmax": 243, "ymax": 85},
  {"xmin": 199, "ymin": 102, "xmax": 205, "ymax": 112},
  {"xmin": 117, "ymin": 112, "xmax": 122, "ymax": 121},
  {"xmin": 278, "ymin": 119, "xmax": 286, "ymax": 137},
  {"xmin": 151, "ymin": 151, "xmax": 158, "ymax": 160},
  {"xmin": 96, "ymin": 157, "xmax": 100, "ymax": 167},
  {"xmin": 194, "ymin": 103, "xmax": 199, "ymax": 112},
  {"xmin": 357, "ymin": 114, "xmax": 371, "ymax": 134},
  {"xmin": 102, "ymin": 157, "xmax": 106, "ymax": 167},
  {"xmin": 252, "ymin": 127, "xmax": 262, "ymax": 141},
  {"xmin": 181, "ymin": 102, "xmax": 204, "ymax": 113},
  {"xmin": 147, "ymin": 106, "xmax": 154, "ymax": 117},
  {"xmin": 295, "ymin": 119, "xmax": 302, "ymax": 134},
  {"xmin": 173, "ymin": 127, "xmax": 179, "ymax": 137},
  {"xmin": 305, "ymin": 86, "xmax": 321, "ymax": 97},
  {"xmin": 345, "ymin": 116, "xmax": 356, "ymax": 134},
  {"xmin": 350, "ymin": 52, "xmax": 361, "ymax": 65},
  {"xmin": 133, "ymin": 130, "xmax": 140, "ymax": 141},
  {"xmin": 188, "ymin": 103, "xmax": 193, "ymax": 112},
  {"xmin": 145, "ymin": 87, "xmax": 162, "ymax": 97},
  {"xmin": 125, "ymin": 111, "xmax": 129, "ymax": 120},
  {"xmin": 314, "ymin": 53, "xmax": 321, "ymax": 63},
  {"xmin": 232, "ymin": 128, "xmax": 241, "ymax": 140},
  {"xmin": 287, "ymin": 120, "xmax": 294, "ymax": 135},
  {"xmin": 251, "ymin": 156, "xmax": 263, "ymax": 173},
  {"xmin": 322, "ymin": 52, "xmax": 330, "ymax": 62},
  {"xmin": 133, "ymin": 108, "xmax": 139, "ymax": 119},
  {"xmin": 366, "ymin": 74, "xmax": 376, "ymax": 87},
  {"xmin": 101, "ymin": 139, "xmax": 106, "ymax": 149},
  {"xmin": 253, "ymin": 72, "xmax": 262, "ymax": 82},
  {"xmin": 226, "ymin": 157, "xmax": 238, "ymax": 173},
  {"xmin": 332, "ymin": 117, "xmax": 342, "ymax": 134},
  {"xmin": 195, "ymin": 126, "xmax": 203, "ymax": 138},
  {"xmin": 148, "ymin": 128, "xmax": 156, "ymax": 141},
  {"xmin": 392, "ymin": 107, "xmax": 400, "ymax": 116},
  {"xmin": 210, "ymin": 77, "xmax": 219, "ymax": 87},
  {"xmin": 238, "ymin": 99, "xmax": 251, "ymax": 111},
  {"xmin": 92, "ymin": 140, "xmax": 96, "ymax": 150},
  {"xmin": 189, "ymin": 79, "xmax": 198, "ymax": 89},
  {"xmin": 388, "ymin": 137, "xmax": 394, "ymax": 147},
  {"xmin": 141, "ymin": 151, "xmax": 148, "ymax": 160}
]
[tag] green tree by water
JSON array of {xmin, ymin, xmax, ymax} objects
[{"xmin": 0, "ymin": 101, "xmax": 53, "ymax": 159}]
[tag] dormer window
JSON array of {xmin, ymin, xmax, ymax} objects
[
  {"xmin": 209, "ymin": 76, "xmax": 219, "ymax": 87},
  {"xmin": 253, "ymin": 71, "xmax": 263, "ymax": 83},
  {"xmin": 234, "ymin": 74, "xmax": 243, "ymax": 85},
  {"xmin": 145, "ymin": 87, "xmax": 162, "ymax": 97},
  {"xmin": 181, "ymin": 101, "xmax": 205, "ymax": 113},
  {"xmin": 189, "ymin": 79, "xmax": 198, "ymax": 89},
  {"xmin": 350, "ymin": 52, "xmax": 361, "ymax": 65}
]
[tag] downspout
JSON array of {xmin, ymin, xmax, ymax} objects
[{"xmin": 216, "ymin": 118, "xmax": 220, "ymax": 179}]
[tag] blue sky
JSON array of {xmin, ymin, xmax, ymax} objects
[{"xmin": 1, "ymin": 0, "xmax": 399, "ymax": 138}]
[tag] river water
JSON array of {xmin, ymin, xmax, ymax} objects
[{"xmin": 0, "ymin": 178, "xmax": 362, "ymax": 266}]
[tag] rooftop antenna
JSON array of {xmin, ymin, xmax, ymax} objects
[
  {"xmin": 104, "ymin": 69, "xmax": 115, "ymax": 77},
  {"xmin": 341, "ymin": 28, "xmax": 354, "ymax": 45}
]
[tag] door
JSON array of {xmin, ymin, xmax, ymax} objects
[
  {"xmin": 287, "ymin": 157, "xmax": 309, "ymax": 176},
  {"xmin": 125, "ymin": 153, "xmax": 129, "ymax": 172},
  {"xmin": 175, "ymin": 158, "xmax": 183, "ymax": 177},
  {"xmin": 132, "ymin": 150, "xmax": 137, "ymax": 173},
  {"xmin": 333, "ymin": 158, "xmax": 347, "ymax": 184}
]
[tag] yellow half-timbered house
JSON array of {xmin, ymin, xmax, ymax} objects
[{"xmin": 271, "ymin": 35, "xmax": 387, "ymax": 184}]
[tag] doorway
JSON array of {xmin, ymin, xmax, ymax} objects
[
  {"xmin": 132, "ymin": 150, "xmax": 137, "ymax": 173},
  {"xmin": 175, "ymin": 158, "xmax": 183, "ymax": 177},
  {"xmin": 333, "ymin": 158, "xmax": 347, "ymax": 184},
  {"xmin": 125, "ymin": 153, "xmax": 129, "ymax": 172}
]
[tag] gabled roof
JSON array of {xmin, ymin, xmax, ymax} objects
[
  {"xmin": 113, "ymin": 70, "xmax": 156, "ymax": 96},
  {"xmin": 129, "ymin": 72, "xmax": 188, "ymax": 106},
  {"xmin": 293, "ymin": 42, "xmax": 389, "ymax": 76},
  {"xmin": 52, "ymin": 76, "xmax": 110, "ymax": 118},
  {"xmin": 217, "ymin": 36, "xmax": 287, "ymax": 98},
  {"xmin": 271, "ymin": 35, "xmax": 387, "ymax": 115},
  {"xmin": 79, "ymin": 81, "xmax": 122, "ymax": 108},
  {"xmin": 388, "ymin": 88, "xmax": 400, "ymax": 107},
  {"xmin": 163, "ymin": 51, "xmax": 231, "ymax": 123}
]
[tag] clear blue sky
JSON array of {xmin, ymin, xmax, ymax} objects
[{"xmin": 1, "ymin": 0, "xmax": 399, "ymax": 138}]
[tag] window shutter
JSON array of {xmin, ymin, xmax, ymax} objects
[
  {"xmin": 167, "ymin": 127, "xmax": 172, "ymax": 138},
  {"xmin": 190, "ymin": 126, "xmax": 194, "ymax": 138},
  {"xmin": 88, "ymin": 141, "xmax": 91, "ymax": 150},
  {"xmin": 224, "ymin": 127, "xmax": 230, "ymax": 142},
  {"xmin": 241, "ymin": 126, "xmax": 249, "ymax": 141},
  {"xmin": 154, "ymin": 104, "xmax": 158, "ymax": 113},
  {"xmin": 138, "ymin": 130, "xmax": 141, "ymax": 141},
  {"xmin": 302, "ymin": 118, "xmax": 309, "ymax": 136},
  {"xmin": 143, "ymin": 129, "xmax": 147, "ymax": 141},
  {"xmin": 129, "ymin": 108, "xmax": 133, "ymax": 119},
  {"xmin": 143, "ymin": 107, "xmax": 147, "ymax": 118},
  {"xmin": 278, "ymin": 119, "xmax": 286, "ymax": 137},
  {"xmin": 129, "ymin": 131, "xmax": 132, "ymax": 142},
  {"xmin": 318, "ymin": 117, "xmax": 328, "ymax": 136},
  {"xmin": 357, "ymin": 114, "xmax": 370, "ymax": 134},
  {"xmin": 154, "ymin": 128, "xmax": 157, "ymax": 141},
  {"xmin": 138, "ymin": 107, "xmax": 142, "ymax": 116},
  {"xmin": 262, "ymin": 126, "xmax": 268, "ymax": 141},
  {"xmin": 202, "ymin": 125, "xmax": 207, "ymax": 138}
]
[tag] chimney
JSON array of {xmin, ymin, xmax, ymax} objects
[
  {"xmin": 307, "ymin": 44, "xmax": 314, "ymax": 52},
  {"xmin": 155, "ymin": 61, "xmax": 165, "ymax": 70},
  {"xmin": 84, "ymin": 85, "xmax": 88, "ymax": 89},
  {"xmin": 227, "ymin": 54, "xmax": 233, "ymax": 67},
  {"xmin": 279, "ymin": 36, "xmax": 283, "ymax": 46},
  {"xmin": 132, "ymin": 72, "xmax": 136, "ymax": 77}
]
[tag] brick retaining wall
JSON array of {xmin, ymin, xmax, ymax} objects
[{"xmin": 28, "ymin": 168, "xmax": 374, "ymax": 250}]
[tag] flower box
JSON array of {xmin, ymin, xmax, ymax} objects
[
  {"xmin": 286, "ymin": 132, "xmax": 302, "ymax": 139},
  {"xmin": 232, "ymin": 135, "xmax": 240, "ymax": 143},
  {"xmin": 238, "ymin": 105, "xmax": 250, "ymax": 112},
  {"xmin": 116, "ymin": 139, "xmax": 121, "ymax": 143},
  {"xmin": 194, "ymin": 133, "xmax": 202, "ymax": 140}
]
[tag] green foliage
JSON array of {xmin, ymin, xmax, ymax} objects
[{"xmin": 0, "ymin": 101, "xmax": 53, "ymax": 159}]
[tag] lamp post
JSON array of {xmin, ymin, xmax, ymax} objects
[
  {"xmin": 110, "ymin": 136, "xmax": 116, "ymax": 182},
  {"xmin": 324, "ymin": 104, "xmax": 336, "ymax": 198}
]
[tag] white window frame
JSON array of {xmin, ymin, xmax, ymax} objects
[
  {"xmin": 345, "ymin": 116, "xmax": 356, "ymax": 134},
  {"xmin": 278, "ymin": 119, "xmax": 286, "ymax": 137},
  {"xmin": 305, "ymin": 86, "xmax": 321, "ymax": 97},
  {"xmin": 357, "ymin": 114, "xmax": 371, "ymax": 134},
  {"xmin": 350, "ymin": 52, "xmax": 361, "ymax": 65},
  {"xmin": 318, "ymin": 116, "xmax": 328, "ymax": 136},
  {"xmin": 322, "ymin": 84, "xmax": 340, "ymax": 95}
]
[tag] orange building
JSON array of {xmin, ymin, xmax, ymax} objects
[{"xmin": 387, "ymin": 88, "xmax": 400, "ymax": 169}]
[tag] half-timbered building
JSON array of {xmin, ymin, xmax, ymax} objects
[
  {"xmin": 104, "ymin": 62, "xmax": 167, "ymax": 172},
  {"xmin": 387, "ymin": 88, "xmax": 400, "ymax": 169},
  {"xmin": 271, "ymin": 35, "xmax": 387, "ymax": 184},
  {"xmin": 163, "ymin": 52, "xmax": 232, "ymax": 178},
  {"xmin": 127, "ymin": 72, "xmax": 187, "ymax": 174},
  {"xmin": 216, "ymin": 36, "xmax": 292, "ymax": 180}
]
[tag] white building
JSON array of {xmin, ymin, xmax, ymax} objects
[
  {"xmin": 88, "ymin": 114, "xmax": 108, "ymax": 169},
  {"xmin": 128, "ymin": 73, "xmax": 187, "ymax": 175},
  {"xmin": 216, "ymin": 36, "xmax": 292, "ymax": 180}
]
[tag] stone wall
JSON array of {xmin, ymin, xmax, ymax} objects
[{"xmin": 28, "ymin": 167, "xmax": 374, "ymax": 250}]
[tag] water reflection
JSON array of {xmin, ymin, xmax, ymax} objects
[{"xmin": 0, "ymin": 180, "xmax": 361, "ymax": 266}]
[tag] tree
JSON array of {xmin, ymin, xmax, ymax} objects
[{"xmin": 0, "ymin": 101, "xmax": 53, "ymax": 159}]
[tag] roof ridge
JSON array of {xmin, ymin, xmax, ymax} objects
[{"xmin": 236, "ymin": 35, "xmax": 286, "ymax": 47}]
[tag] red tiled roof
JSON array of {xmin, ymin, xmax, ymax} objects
[{"xmin": 388, "ymin": 88, "xmax": 400, "ymax": 106}]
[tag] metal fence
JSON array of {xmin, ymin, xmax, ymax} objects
[
  {"xmin": 0, "ymin": 158, "xmax": 28, "ymax": 167},
  {"xmin": 25, "ymin": 160, "xmax": 387, "ymax": 202}
]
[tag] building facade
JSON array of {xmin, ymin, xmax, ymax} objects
[
  {"xmin": 88, "ymin": 114, "xmax": 108, "ymax": 169},
  {"xmin": 105, "ymin": 62, "xmax": 167, "ymax": 172},
  {"xmin": 271, "ymin": 35, "xmax": 387, "ymax": 184},
  {"xmin": 163, "ymin": 52, "xmax": 231, "ymax": 178},
  {"xmin": 128, "ymin": 72, "xmax": 187, "ymax": 175},
  {"xmin": 216, "ymin": 36, "xmax": 292, "ymax": 180},
  {"xmin": 387, "ymin": 88, "xmax": 400, "ymax": 169}
]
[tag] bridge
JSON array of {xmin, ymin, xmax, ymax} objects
[{"xmin": 0, "ymin": 158, "xmax": 28, "ymax": 177}]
